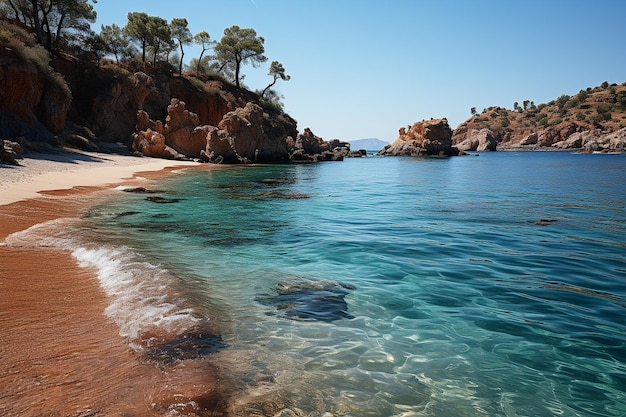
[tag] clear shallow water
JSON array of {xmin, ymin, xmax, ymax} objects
[{"xmin": 22, "ymin": 152, "xmax": 626, "ymax": 415}]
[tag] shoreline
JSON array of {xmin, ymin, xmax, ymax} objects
[
  {"xmin": 0, "ymin": 151, "xmax": 229, "ymax": 416},
  {"xmin": 0, "ymin": 149, "xmax": 201, "ymax": 206}
]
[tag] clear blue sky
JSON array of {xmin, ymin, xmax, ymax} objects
[{"xmin": 94, "ymin": 0, "xmax": 626, "ymax": 142}]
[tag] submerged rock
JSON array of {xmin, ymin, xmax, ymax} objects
[
  {"xmin": 257, "ymin": 279, "xmax": 355, "ymax": 322},
  {"xmin": 146, "ymin": 332, "xmax": 226, "ymax": 365},
  {"xmin": 533, "ymin": 218, "xmax": 558, "ymax": 226},
  {"xmin": 145, "ymin": 195, "xmax": 183, "ymax": 204}
]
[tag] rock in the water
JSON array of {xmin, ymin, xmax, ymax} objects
[
  {"xmin": 257, "ymin": 279, "xmax": 355, "ymax": 322},
  {"xmin": 146, "ymin": 332, "xmax": 226, "ymax": 365},
  {"xmin": 145, "ymin": 195, "xmax": 182, "ymax": 204},
  {"xmin": 288, "ymin": 128, "xmax": 350, "ymax": 161},
  {"xmin": 377, "ymin": 118, "xmax": 462, "ymax": 156}
]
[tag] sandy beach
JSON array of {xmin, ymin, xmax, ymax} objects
[
  {"xmin": 0, "ymin": 150, "xmax": 228, "ymax": 416},
  {"xmin": 0, "ymin": 149, "xmax": 201, "ymax": 206}
]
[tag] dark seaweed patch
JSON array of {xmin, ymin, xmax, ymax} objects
[
  {"xmin": 122, "ymin": 187, "xmax": 164, "ymax": 194},
  {"xmin": 257, "ymin": 280, "xmax": 355, "ymax": 322},
  {"xmin": 116, "ymin": 211, "xmax": 140, "ymax": 217},
  {"xmin": 145, "ymin": 196, "xmax": 183, "ymax": 204},
  {"xmin": 146, "ymin": 333, "xmax": 226, "ymax": 365}
]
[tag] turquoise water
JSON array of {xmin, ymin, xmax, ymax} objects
[{"xmin": 67, "ymin": 153, "xmax": 626, "ymax": 415}]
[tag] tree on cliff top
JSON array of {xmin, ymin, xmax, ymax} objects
[
  {"xmin": 261, "ymin": 60, "xmax": 290, "ymax": 97},
  {"xmin": 193, "ymin": 30, "xmax": 213, "ymax": 73},
  {"xmin": 124, "ymin": 12, "xmax": 149, "ymax": 62},
  {"xmin": 100, "ymin": 23, "xmax": 134, "ymax": 63},
  {"xmin": 170, "ymin": 18, "xmax": 191, "ymax": 74},
  {"xmin": 0, "ymin": 0, "xmax": 96, "ymax": 51},
  {"xmin": 214, "ymin": 25, "xmax": 266, "ymax": 88},
  {"xmin": 124, "ymin": 12, "xmax": 173, "ymax": 66}
]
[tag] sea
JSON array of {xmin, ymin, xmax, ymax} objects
[{"xmin": 7, "ymin": 151, "xmax": 626, "ymax": 416}]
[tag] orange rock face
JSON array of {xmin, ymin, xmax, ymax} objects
[
  {"xmin": 378, "ymin": 118, "xmax": 460, "ymax": 156},
  {"xmin": 0, "ymin": 48, "xmax": 71, "ymax": 137}
]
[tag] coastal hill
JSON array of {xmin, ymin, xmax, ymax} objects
[
  {"xmin": 0, "ymin": 19, "xmax": 349, "ymax": 164},
  {"xmin": 452, "ymin": 82, "xmax": 626, "ymax": 152}
]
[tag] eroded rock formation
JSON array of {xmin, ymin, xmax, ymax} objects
[
  {"xmin": 289, "ymin": 128, "xmax": 350, "ymax": 162},
  {"xmin": 377, "ymin": 118, "xmax": 461, "ymax": 156}
]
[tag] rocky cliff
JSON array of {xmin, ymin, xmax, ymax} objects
[
  {"xmin": 377, "ymin": 118, "xmax": 462, "ymax": 156},
  {"xmin": 0, "ymin": 23, "xmax": 71, "ymax": 143},
  {"xmin": 0, "ymin": 19, "xmax": 345, "ymax": 164},
  {"xmin": 452, "ymin": 82, "xmax": 626, "ymax": 152}
]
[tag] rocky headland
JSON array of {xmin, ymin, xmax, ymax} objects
[{"xmin": 452, "ymin": 82, "xmax": 626, "ymax": 153}]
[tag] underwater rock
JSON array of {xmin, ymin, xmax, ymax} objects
[
  {"xmin": 257, "ymin": 279, "xmax": 355, "ymax": 322},
  {"xmin": 122, "ymin": 186, "xmax": 162, "ymax": 194},
  {"xmin": 533, "ymin": 218, "xmax": 558, "ymax": 226},
  {"xmin": 146, "ymin": 332, "xmax": 226, "ymax": 365},
  {"xmin": 145, "ymin": 195, "xmax": 183, "ymax": 204}
]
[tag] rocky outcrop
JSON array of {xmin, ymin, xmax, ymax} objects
[
  {"xmin": 377, "ymin": 118, "xmax": 461, "ymax": 156},
  {"xmin": 218, "ymin": 102, "xmax": 288, "ymax": 162},
  {"xmin": 453, "ymin": 83, "xmax": 626, "ymax": 152},
  {"xmin": 0, "ymin": 139, "xmax": 24, "ymax": 165},
  {"xmin": 89, "ymin": 71, "xmax": 154, "ymax": 142},
  {"xmin": 455, "ymin": 128, "xmax": 498, "ymax": 152},
  {"xmin": 551, "ymin": 127, "xmax": 626, "ymax": 153},
  {"xmin": 289, "ymin": 128, "xmax": 350, "ymax": 162},
  {"xmin": 203, "ymin": 102, "xmax": 275, "ymax": 163},
  {"xmin": 164, "ymin": 99, "xmax": 215, "ymax": 158},
  {"xmin": 134, "ymin": 101, "xmax": 295, "ymax": 163},
  {"xmin": 132, "ymin": 108, "xmax": 186, "ymax": 159}
]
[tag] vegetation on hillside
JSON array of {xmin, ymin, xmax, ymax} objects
[
  {"xmin": 0, "ymin": 19, "xmax": 69, "ymax": 96},
  {"xmin": 465, "ymin": 82, "xmax": 626, "ymax": 145},
  {"xmin": 0, "ymin": 0, "xmax": 290, "ymax": 105}
]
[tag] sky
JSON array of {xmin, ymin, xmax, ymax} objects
[{"xmin": 94, "ymin": 0, "xmax": 626, "ymax": 143}]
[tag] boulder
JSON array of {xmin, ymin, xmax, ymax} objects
[
  {"xmin": 131, "ymin": 128, "xmax": 166, "ymax": 156},
  {"xmin": 519, "ymin": 132, "xmax": 538, "ymax": 146},
  {"xmin": 204, "ymin": 102, "xmax": 291, "ymax": 163},
  {"xmin": 377, "ymin": 118, "xmax": 461, "ymax": 156},
  {"xmin": 203, "ymin": 128, "xmax": 238, "ymax": 163},
  {"xmin": 455, "ymin": 128, "xmax": 498, "ymax": 152},
  {"xmin": 536, "ymin": 122, "xmax": 579, "ymax": 147},
  {"xmin": 164, "ymin": 99, "xmax": 213, "ymax": 158},
  {"xmin": 582, "ymin": 127, "xmax": 626, "ymax": 153},
  {"xmin": 552, "ymin": 131, "xmax": 589, "ymax": 149},
  {"xmin": 602, "ymin": 127, "xmax": 626, "ymax": 153},
  {"xmin": 289, "ymin": 128, "xmax": 349, "ymax": 161},
  {"xmin": 136, "ymin": 109, "xmax": 163, "ymax": 134},
  {"xmin": 1, "ymin": 140, "xmax": 24, "ymax": 165}
]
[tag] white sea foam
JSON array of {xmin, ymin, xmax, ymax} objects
[
  {"xmin": 3, "ymin": 218, "xmax": 199, "ymax": 350},
  {"xmin": 72, "ymin": 246, "xmax": 199, "ymax": 345}
]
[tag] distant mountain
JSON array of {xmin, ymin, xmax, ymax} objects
[{"xmin": 349, "ymin": 138, "xmax": 389, "ymax": 151}]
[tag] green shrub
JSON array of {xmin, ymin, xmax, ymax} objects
[
  {"xmin": 0, "ymin": 20, "xmax": 71, "ymax": 98},
  {"xmin": 187, "ymin": 76, "xmax": 207, "ymax": 92},
  {"xmin": 556, "ymin": 94, "xmax": 570, "ymax": 109},
  {"xmin": 102, "ymin": 63, "xmax": 131, "ymax": 78}
]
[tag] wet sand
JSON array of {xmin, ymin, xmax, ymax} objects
[{"xmin": 0, "ymin": 152, "xmax": 228, "ymax": 416}]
